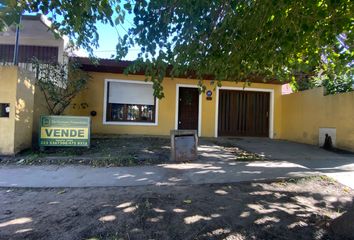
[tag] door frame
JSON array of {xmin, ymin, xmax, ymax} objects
[
  {"xmin": 215, "ymin": 87, "xmax": 274, "ymax": 138},
  {"xmin": 175, "ymin": 84, "xmax": 202, "ymax": 136}
]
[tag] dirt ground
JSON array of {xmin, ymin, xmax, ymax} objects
[
  {"xmin": 0, "ymin": 176, "xmax": 353, "ymax": 240},
  {"xmin": 0, "ymin": 136, "xmax": 263, "ymax": 167},
  {"xmin": 0, "ymin": 136, "xmax": 171, "ymax": 167}
]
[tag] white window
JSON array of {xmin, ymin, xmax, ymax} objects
[{"xmin": 104, "ymin": 80, "xmax": 158, "ymax": 125}]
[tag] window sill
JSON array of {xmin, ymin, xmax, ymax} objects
[{"xmin": 103, "ymin": 121, "xmax": 158, "ymax": 126}]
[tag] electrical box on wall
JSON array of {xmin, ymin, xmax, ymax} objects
[
  {"xmin": 319, "ymin": 128, "xmax": 336, "ymax": 147},
  {"xmin": 0, "ymin": 103, "xmax": 10, "ymax": 118}
]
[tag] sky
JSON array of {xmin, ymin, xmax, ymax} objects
[
  {"xmin": 75, "ymin": 22, "xmax": 137, "ymax": 60},
  {"xmin": 73, "ymin": 12, "xmax": 139, "ymax": 60}
]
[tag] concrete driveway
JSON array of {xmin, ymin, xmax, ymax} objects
[
  {"xmin": 220, "ymin": 137, "xmax": 354, "ymax": 161},
  {"xmin": 210, "ymin": 137, "xmax": 354, "ymax": 188},
  {"xmin": 0, "ymin": 138, "xmax": 353, "ymax": 188}
]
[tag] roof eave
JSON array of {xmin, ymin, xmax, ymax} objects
[{"xmin": 71, "ymin": 57, "xmax": 285, "ymax": 84}]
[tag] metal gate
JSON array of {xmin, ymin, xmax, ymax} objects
[{"xmin": 218, "ymin": 90, "xmax": 270, "ymax": 137}]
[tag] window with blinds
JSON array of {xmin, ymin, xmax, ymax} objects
[{"xmin": 105, "ymin": 81, "xmax": 156, "ymax": 123}]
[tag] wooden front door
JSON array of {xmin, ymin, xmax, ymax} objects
[
  {"xmin": 218, "ymin": 90, "xmax": 270, "ymax": 137},
  {"xmin": 178, "ymin": 87, "xmax": 199, "ymax": 130}
]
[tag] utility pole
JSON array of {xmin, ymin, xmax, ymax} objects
[{"xmin": 13, "ymin": 13, "xmax": 22, "ymax": 66}]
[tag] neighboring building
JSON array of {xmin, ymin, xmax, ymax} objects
[
  {"xmin": 0, "ymin": 14, "xmax": 68, "ymax": 155},
  {"xmin": 0, "ymin": 14, "xmax": 65, "ymax": 65},
  {"xmin": 0, "ymin": 66, "xmax": 36, "ymax": 154}
]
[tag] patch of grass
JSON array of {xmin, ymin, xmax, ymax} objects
[
  {"xmin": 283, "ymin": 175, "xmax": 338, "ymax": 185},
  {"xmin": 235, "ymin": 152, "xmax": 265, "ymax": 161},
  {"xmin": 228, "ymin": 147, "xmax": 265, "ymax": 161},
  {"xmin": 10, "ymin": 155, "xmax": 165, "ymax": 167},
  {"xmin": 89, "ymin": 156, "xmax": 164, "ymax": 167},
  {"xmin": 1, "ymin": 137, "xmax": 170, "ymax": 167},
  {"xmin": 208, "ymin": 139, "xmax": 266, "ymax": 161},
  {"xmin": 319, "ymin": 175, "xmax": 337, "ymax": 184}
]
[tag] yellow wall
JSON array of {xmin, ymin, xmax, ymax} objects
[
  {"xmin": 14, "ymin": 69, "xmax": 36, "ymax": 153},
  {"xmin": 0, "ymin": 67, "xmax": 17, "ymax": 154},
  {"xmin": 32, "ymin": 80, "xmax": 50, "ymax": 147},
  {"xmin": 0, "ymin": 66, "xmax": 36, "ymax": 155},
  {"xmin": 281, "ymin": 87, "xmax": 354, "ymax": 151},
  {"xmin": 66, "ymin": 72, "xmax": 283, "ymax": 138}
]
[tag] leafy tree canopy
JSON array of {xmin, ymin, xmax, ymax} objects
[
  {"xmin": 118, "ymin": 0, "xmax": 354, "ymax": 97},
  {"xmin": 1, "ymin": 0, "xmax": 354, "ymax": 97}
]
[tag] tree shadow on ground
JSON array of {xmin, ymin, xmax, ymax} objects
[
  {"xmin": 208, "ymin": 137, "xmax": 354, "ymax": 176},
  {"xmin": 0, "ymin": 177, "xmax": 353, "ymax": 240}
]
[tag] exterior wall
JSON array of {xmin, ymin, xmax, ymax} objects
[
  {"xmin": 14, "ymin": 69, "xmax": 36, "ymax": 153},
  {"xmin": 0, "ymin": 17, "xmax": 65, "ymax": 63},
  {"xmin": 0, "ymin": 35, "xmax": 64, "ymax": 61},
  {"xmin": 66, "ymin": 72, "xmax": 283, "ymax": 138},
  {"xmin": 32, "ymin": 83, "xmax": 50, "ymax": 146},
  {"xmin": 0, "ymin": 45, "xmax": 59, "ymax": 63},
  {"xmin": 0, "ymin": 67, "xmax": 17, "ymax": 154},
  {"xmin": 0, "ymin": 66, "xmax": 36, "ymax": 155},
  {"xmin": 281, "ymin": 87, "xmax": 354, "ymax": 151}
]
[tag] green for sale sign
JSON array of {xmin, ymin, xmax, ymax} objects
[{"xmin": 39, "ymin": 116, "xmax": 91, "ymax": 147}]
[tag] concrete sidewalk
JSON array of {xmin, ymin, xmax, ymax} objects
[
  {"xmin": 1, "ymin": 138, "xmax": 353, "ymax": 188},
  {"xmin": 0, "ymin": 157, "xmax": 353, "ymax": 188}
]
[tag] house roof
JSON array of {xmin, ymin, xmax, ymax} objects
[
  {"xmin": 72, "ymin": 57, "xmax": 284, "ymax": 84},
  {"xmin": 73, "ymin": 57, "xmax": 134, "ymax": 74},
  {"xmin": 0, "ymin": 14, "xmax": 63, "ymax": 41}
]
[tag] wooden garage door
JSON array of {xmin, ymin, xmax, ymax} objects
[{"xmin": 218, "ymin": 90, "xmax": 270, "ymax": 137}]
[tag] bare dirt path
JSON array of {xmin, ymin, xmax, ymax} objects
[{"xmin": 0, "ymin": 176, "xmax": 353, "ymax": 240}]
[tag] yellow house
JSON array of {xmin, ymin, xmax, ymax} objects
[
  {"xmin": 2, "ymin": 60, "xmax": 354, "ymax": 155},
  {"xmin": 66, "ymin": 58, "xmax": 283, "ymax": 139}
]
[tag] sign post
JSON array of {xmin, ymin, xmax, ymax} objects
[{"xmin": 39, "ymin": 116, "xmax": 91, "ymax": 148}]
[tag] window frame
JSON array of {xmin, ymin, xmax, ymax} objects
[{"xmin": 103, "ymin": 79, "xmax": 159, "ymax": 126}]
